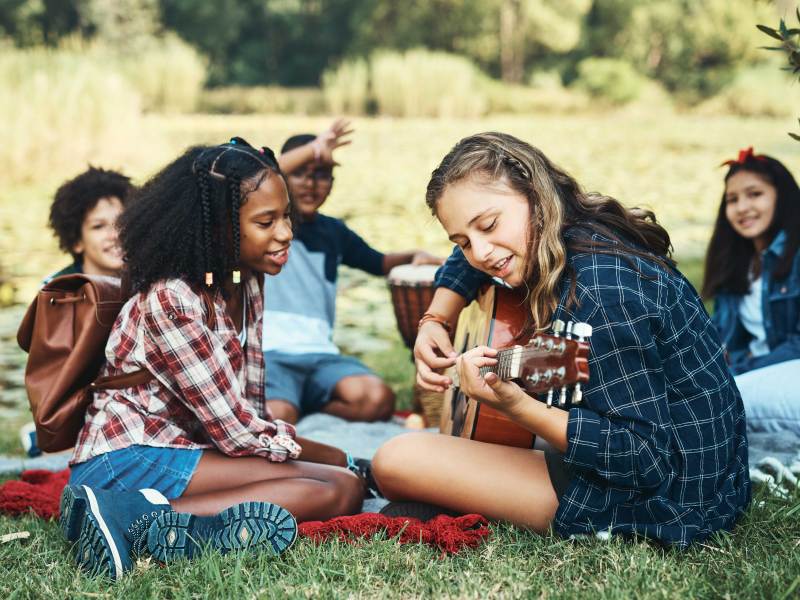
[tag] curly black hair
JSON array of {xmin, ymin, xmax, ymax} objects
[
  {"xmin": 119, "ymin": 137, "xmax": 282, "ymax": 294},
  {"xmin": 49, "ymin": 166, "xmax": 134, "ymax": 260}
]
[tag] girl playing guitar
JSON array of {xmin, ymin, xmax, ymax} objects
[{"xmin": 372, "ymin": 132, "xmax": 750, "ymax": 548}]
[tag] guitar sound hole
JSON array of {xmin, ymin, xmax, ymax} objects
[
  {"xmin": 451, "ymin": 389, "xmax": 467, "ymax": 436},
  {"xmin": 450, "ymin": 333, "xmax": 472, "ymax": 438}
]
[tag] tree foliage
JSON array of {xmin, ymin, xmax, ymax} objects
[
  {"xmin": 0, "ymin": 0, "xmax": 787, "ymax": 97},
  {"xmin": 758, "ymin": 7, "xmax": 800, "ymax": 141}
]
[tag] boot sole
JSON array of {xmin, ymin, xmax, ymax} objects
[
  {"xmin": 59, "ymin": 485, "xmax": 87, "ymax": 543},
  {"xmin": 74, "ymin": 486, "xmax": 127, "ymax": 580},
  {"xmin": 148, "ymin": 501, "xmax": 297, "ymax": 562}
]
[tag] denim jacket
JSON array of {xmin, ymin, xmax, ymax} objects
[
  {"xmin": 711, "ymin": 231, "xmax": 800, "ymax": 375},
  {"xmin": 434, "ymin": 232, "xmax": 749, "ymax": 548}
]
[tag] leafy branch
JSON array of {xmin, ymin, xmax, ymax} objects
[{"xmin": 758, "ymin": 8, "xmax": 800, "ymax": 140}]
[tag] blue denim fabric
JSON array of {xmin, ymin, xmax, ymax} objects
[
  {"xmin": 69, "ymin": 445, "xmax": 202, "ymax": 498},
  {"xmin": 263, "ymin": 351, "xmax": 374, "ymax": 414},
  {"xmin": 712, "ymin": 231, "xmax": 800, "ymax": 375},
  {"xmin": 433, "ymin": 229, "xmax": 750, "ymax": 548}
]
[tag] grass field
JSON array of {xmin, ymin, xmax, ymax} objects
[{"xmin": 1, "ymin": 112, "xmax": 799, "ymax": 598}]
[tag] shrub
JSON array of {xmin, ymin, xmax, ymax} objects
[
  {"xmin": 322, "ymin": 58, "xmax": 370, "ymax": 115},
  {"xmin": 697, "ymin": 64, "xmax": 800, "ymax": 118},
  {"xmin": 117, "ymin": 34, "xmax": 207, "ymax": 113},
  {"xmin": 486, "ymin": 77, "xmax": 589, "ymax": 114},
  {"xmin": 370, "ymin": 49, "xmax": 488, "ymax": 118},
  {"xmin": 572, "ymin": 58, "xmax": 645, "ymax": 105},
  {"xmin": 0, "ymin": 42, "xmax": 142, "ymax": 182},
  {"xmin": 199, "ymin": 86, "xmax": 325, "ymax": 115}
]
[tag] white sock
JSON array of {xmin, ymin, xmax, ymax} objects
[{"xmin": 139, "ymin": 488, "xmax": 170, "ymax": 505}]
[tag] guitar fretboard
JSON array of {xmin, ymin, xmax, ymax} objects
[{"xmin": 478, "ymin": 347, "xmax": 516, "ymax": 380}]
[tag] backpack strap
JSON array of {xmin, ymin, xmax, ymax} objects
[
  {"xmin": 92, "ymin": 286, "xmax": 218, "ymax": 390},
  {"xmin": 91, "ymin": 369, "xmax": 154, "ymax": 390}
]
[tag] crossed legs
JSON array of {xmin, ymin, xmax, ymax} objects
[
  {"xmin": 371, "ymin": 432, "xmax": 559, "ymax": 532},
  {"xmin": 267, "ymin": 374, "xmax": 395, "ymax": 424}
]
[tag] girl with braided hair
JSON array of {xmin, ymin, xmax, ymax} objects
[
  {"xmin": 373, "ymin": 132, "xmax": 749, "ymax": 548},
  {"xmin": 61, "ymin": 138, "xmax": 362, "ymax": 580}
]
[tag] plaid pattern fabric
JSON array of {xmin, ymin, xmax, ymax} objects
[
  {"xmin": 71, "ymin": 276, "xmax": 300, "ymax": 466},
  {"xmin": 434, "ymin": 246, "xmax": 490, "ymax": 302},
  {"xmin": 437, "ymin": 230, "xmax": 751, "ymax": 548}
]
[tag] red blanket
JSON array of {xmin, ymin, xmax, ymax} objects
[{"xmin": 0, "ymin": 469, "xmax": 490, "ymax": 554}]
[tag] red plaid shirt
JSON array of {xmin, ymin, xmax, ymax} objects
[{"xmin": 71, "ymin": 276, "xmax": 300, "ymax": 465}]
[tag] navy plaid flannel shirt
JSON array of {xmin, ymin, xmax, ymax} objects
[{"xmin": 435, "ymin": 232, "xmax": 750, "ymax": 548}]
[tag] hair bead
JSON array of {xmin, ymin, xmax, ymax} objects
[{"xmin": 232, "ymin": 270, "xmax": 241, "ymax": 284}]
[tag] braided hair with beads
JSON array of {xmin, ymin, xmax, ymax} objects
[{"xmin": 118, "ymin": 137, "xmax": 282, "ymax": 296}]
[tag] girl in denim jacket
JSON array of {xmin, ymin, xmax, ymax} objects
[{"xmin": 702, "ymin": 149, "xmax": 800, "ymax": 435}]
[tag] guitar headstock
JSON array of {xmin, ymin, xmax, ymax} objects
[{"xmin": 498, "ymin": 320, "xmax": 591, "ymax": 408}]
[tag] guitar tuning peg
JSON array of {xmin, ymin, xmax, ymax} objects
[
  {"xmin": 572, "ymin": 322, "xmax": 592, "ymax": 342},
  {"xmin": 565, "ymin": 321, "xmax": 574, "ymax": 340},
  {"xmin": 546, "ymin": 388, "xmax": 554, "ymax": 408},
  {"xmin": 558, "ymin": 387, "xmax": 567, "ymax": 407},
  {"xmin": 551, "ymin": 319, "xmax": 565, "ymax": 337},
  {"xmin": 572, "ymin": 382, "xmax": 583, "ymax": 404}
]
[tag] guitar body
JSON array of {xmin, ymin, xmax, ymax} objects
[{"xmin": 439, "ymin": 285, "xmax": 537, "ymax": 448}]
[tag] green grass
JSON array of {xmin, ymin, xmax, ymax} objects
[
  {"xmin": 1, "ymin": 488, "xmax": 798, "ymax": 598},
  {"xmin": 1, "ymin": 112, "xmax": 800, "ymax": 597}
]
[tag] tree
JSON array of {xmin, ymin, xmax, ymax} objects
[
  {"xmin": 758, "ymin": 7, "xmax": 800, "ymax": 141},
  {"xmin": 496, "ymin": 0, "xmax": 591, "ymax": 82},
  {"xmin": 616, "ymin": 0, "xmax": 774, "ymax": 99}
]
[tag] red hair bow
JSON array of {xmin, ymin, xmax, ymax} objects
[{"xmin": 720, "ymin": 147, "xmax": 767, "ymax": 167}]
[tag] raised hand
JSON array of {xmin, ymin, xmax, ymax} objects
[{"xmin": 313, "ymin": 118, "xmax": 354, "ymax": 165}]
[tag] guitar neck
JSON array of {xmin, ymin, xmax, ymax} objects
[{"xmin": 478, "ymin": 347, "xmax": 516, "ymax": 380}]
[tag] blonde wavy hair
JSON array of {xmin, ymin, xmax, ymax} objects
[{"xmin": 425, "ymin": 132, "xmax": 672, "ymax": 330}]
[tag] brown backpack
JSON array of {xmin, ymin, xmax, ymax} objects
[
  {"xmin": 15, "ymin": 274, "xmax": 348, "ymax": 466},
  {"xmin": 16, "ymin": 274, "xmax": 155, "ymax": 452}
]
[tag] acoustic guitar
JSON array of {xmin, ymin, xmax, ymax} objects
[{"xmin": 439, "ymin": 285, "xmax": 591, "ymax": 448}]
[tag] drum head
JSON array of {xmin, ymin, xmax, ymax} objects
[{"xmin": 387, "ymin": 263, "xmax": 439, "ymax": 286}]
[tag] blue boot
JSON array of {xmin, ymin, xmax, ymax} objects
[
  {"xmin": 59, "ymin": 485, "xmax": 88, "ymax": 542},
  {"xmin": 75, "ymin": 486, "xmax": 171, "ymax": 580},
  {"xmin": 147, "ymin": 501, "xmax": 297, "ymax": 563}
]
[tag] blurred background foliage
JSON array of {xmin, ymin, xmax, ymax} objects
[
  {"xmin": 0, "ymin": 0, "xmax": 795, "ymax": 94},
  {"xmin": 1, "ymin": 0, "xmax": 799, "ymax": 421}
]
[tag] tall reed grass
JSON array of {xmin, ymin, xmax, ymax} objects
[
  {"xmin": 0, "ymin": 43, "xmax": 142, "ymax": 182},
  {"xmin": 117, "ymin": 34, "xmax": 206, "ymax": 114},
  {"xmin": 371, "ymin": 50, "xmax": 488, "ymax": 118},
  {"xmin": 322, "ymin": 49, "xmax": 489, "ymax": 118},
  {"xmin": 0, "ymin": 38, "xmax": 205, "ymax": 183},
  {"xmin": 322, "ymin": 58, "xmax": 370, "ymax": 115}
]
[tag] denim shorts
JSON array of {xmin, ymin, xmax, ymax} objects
[
  {"xmin": 264, "ymin": 351, "xmax": 374, "ymax": 413},
  {"xmin": 69, "ymin": 445, "xmax": 203, "ymax": 498}
]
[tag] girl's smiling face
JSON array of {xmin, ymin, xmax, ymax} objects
[
  {"xmin": 436, "ymin": 177, "xmax": 531, "ymax": 287},
  {"xmin": 724, "ymin": 170, "xmax": 777, "ymax": 251},
  {"xmin": 238, "ymin": 172, "xmax": 293, "ymax": 276}
]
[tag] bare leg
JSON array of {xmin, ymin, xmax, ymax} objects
[
  {"xmin": 322, "ymin": 375, "xmax": 395, "ymax": 422},
  {"xmin": 265, "ymin": 399, "xmax": 300, "ymax": 424},
  {"xmin": 372, "ymin": 432, "xmax": 559, "ymax": 532},
  {"xmin": 169, "ymin": 451, "xmax": 363, "ymax": 521}
]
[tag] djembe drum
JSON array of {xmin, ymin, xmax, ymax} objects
[
  {"xmin": 387, "ymin": 264, "xmax": 444, "ymax": 427},
  {"xmin": 387, "ymin": 264, "xmax": 439, "ymax": 351}
]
